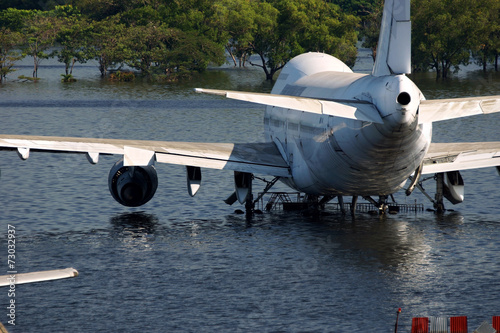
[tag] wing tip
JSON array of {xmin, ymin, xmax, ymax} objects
[{"xmin": 194, "ymin": 88, "xmax": 226, "ymax": 96}]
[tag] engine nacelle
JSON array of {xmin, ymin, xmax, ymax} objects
[
  {"xmin": 443, "ymin": 170, "xmax": 464, "ymax": 205},
  {"xmin": 108, "ymin": 159, "xmax": 158, "ymax": 207}
]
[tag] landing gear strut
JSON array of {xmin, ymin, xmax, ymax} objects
[
  {"xmin": 434, "ymin": 173, "xmax": 446, "ymax": 213},
  {"xmin": 363, "ymin": 195, "xmax": 390, "ymax": 214},
  {"xmin": 412, "ymin": 173, "xmax": 447, "ymax": 213},
  {"xmin": 225, "ymin": 173, "xmax": 281, "ymax": 217}
]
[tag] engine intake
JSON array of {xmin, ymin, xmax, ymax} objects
[{"xmin": 108, "ymin": 159, "xmax": 158, "ymax": 207}]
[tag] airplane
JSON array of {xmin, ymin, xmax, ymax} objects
[{"xmin": 1, "ymin": 0, "xmax": 500, "ymax": 215}]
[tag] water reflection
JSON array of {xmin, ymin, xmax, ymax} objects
[
  {"xmin": 109, "ymin": 211, "xmax": 159, "ymax": 236},
  {"xmin": 282, "ymin": 209, "xmax": 471, "ymax": 275}
]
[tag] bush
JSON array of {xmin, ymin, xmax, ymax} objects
[{"xmin": 108, "ymin": 71, "xmax": 135, "ymax": 82}]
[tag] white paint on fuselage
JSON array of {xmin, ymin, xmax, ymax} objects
[{"xmin": 264, "ymin": 53, "xmax": 432, "ymax": 196}]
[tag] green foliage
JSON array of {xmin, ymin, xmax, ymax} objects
[
  {"xmin": 358, "ymin": 0, "xmax": 383, "ymax": 61},
  {"xmin": 22, "ymin": 13, "xmax": 59, "ymax": 78},
  {"xmin": 18, "ymin": 75, "xmax": 41, "ymax": 81},
  {"xmin": 0, "ymin": 27, "xmax": 24, "ymax": 81},
  {"xmin": 247, "ymin": 0, "xmax": 359, "ymax": 80},
  {"xmin": 60, "ymin": 73, "xmax": 76, "ymax": 82},
  {"xmin": 108, "ymin": 71, "xmax": 135, "ymax": 82},
  {"xmin": 470, "ymin": 1, "xmax": 500, "ymax": 71},
  {"xmin": 6, "ymin": 0, "xmax": 500, "ymax": 81},
  {"xmin": 412, "ymin": 0, "xmax": 497, "ymax": 78},
  {"xmin": 0, "ymin": 8, "xmax": 38, "ymax": 30},
  {"xmin": 53, "ymin": 6, "xmax": 92, "ymax": 75},
  {"xmin": 84, "ymin": 17, "xmax": 128, "ymax": 76},
  {"xmin": 330, "ymin": 0, "xmax": 379, "ymax": 16}
]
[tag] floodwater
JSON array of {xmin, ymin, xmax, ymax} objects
[{"xmin": 0, "ymin": 51, "xmax": 500, "ymax": 332}]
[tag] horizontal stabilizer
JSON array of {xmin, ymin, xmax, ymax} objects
[
  {"xmin": 419, "ymin": 96, "xmax": 500, "ymax": 123},
  {"xmin": 195, "ymin": 88, "xmax": 383, "ymax": 123},
  {"xmin": 0, "ymin": 268, "xmax": 79, "ymax": 286}
]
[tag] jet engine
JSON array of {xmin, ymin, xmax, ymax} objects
[
  {"xmin": 443, "ymin": 170, "xmax": 464, "ymax": 205},
  {"xmin": 108, "ymin": 159, "xmax": 158, "ymax": 207}
]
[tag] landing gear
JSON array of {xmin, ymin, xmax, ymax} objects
[
  {"xmin": 363, "ymin": 195, "xmax": 390, "ymax": 214},
  {"xmin": 434, "ymin": 173, "xmax": 446, "ymax": 213},
  {"xmin": 351, "ymin": 196, "xmax": 358, "ymax": 216},
  {"xmin": 225, "ymin": 173, "xmax": 281, "ymax": 217},
  {"xmin": 409, "ymin": 173, "xmax": 446, "ymax": 213},
  {"xmin": 413, "ymin": 171, "xmax": 464, "ymax": 214}
]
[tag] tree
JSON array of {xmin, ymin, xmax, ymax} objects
[
  {"xmin": 0, "ymin": 8, "xmax": 37, "ymax": 30},
  {"xmin": 85, "ymin": 16, "xmax": 128, "ymax": 76},
  {"xmin": 22, "ymin": 12, "xmax": 59, "ymax": 77},
  {"xmin": 246, "ymin": 1, "xmax": 280, "ymax": 80},
  {"xmin": 331, "ymin": 0, "xmax": 379, "ymax": 17},
  {"xmin": 214, "ymin": 0, "xmax": 255, "ymax": 67},
  {"xmin": 471, "ymin": 1, "xmax": 500, "ymax": 72},
  {"xmin": 66, "ymin": 0, "xmax": 138, "ymax": 21},
  {"xmin": 53, "ymin": 5, "xmax": 92, "ymax": 77},
  {"xmin": 412, "ymin": 0, "xmax": 493, "ymax": 78},
  {"xmin": 359, "ymin": 0, "xmax": 383, "ymax": 62},
  {"xmin": 248, "ymin": 0, "xmax": 359, "ymax": 80},
  {"xmin": 123, "ymin": 23, "xmax": 172, "ymax": 75},
  {"xmin": 0, "ymin": 27, "xmax": 24, "ymax": 81},
  {"xmin": 122, "ymin": 22, "xmax": 224, "ymax": 76},
  {"xmin": 166, "ymin": 30, "xmax": 225, "ymax": 73}
]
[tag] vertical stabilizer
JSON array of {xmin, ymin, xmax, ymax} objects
[{"xmin": 372, "ymin": 0, "xmax": 411, "ymax": 76}]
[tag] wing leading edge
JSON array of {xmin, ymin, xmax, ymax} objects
[{"xmin": 0, "ymin": 135, "xmax": 290, "ymax": 177}]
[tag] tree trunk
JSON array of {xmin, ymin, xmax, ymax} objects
[
  {"xmin": 33, "ymin": 55, "xmax": 38, "ymax": 78},
  {"xmin": 226, "ymin": 46, "xmax": 237, "ymax": 67},
  {"xmin": 70, "ymin": 58, "xmax": 76, "ymax": 75}
]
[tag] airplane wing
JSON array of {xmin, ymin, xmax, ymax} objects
[
  {"xmin": 422, "ymin": 142, "xmax": 500, "ymax": 174},
  {"xmin": 418, "ymin": 96, "xmax": 500, "ymax": 124},
  {"xmin": 0, "ymin": 268, "xmax": 78, "ymax": 286},
  {"xmin": 195, "ymin": 88, "xmax": 384, "ymax": 124},
  {"xmin": 0, "ymin": 135, "xmax": 290, "ymax": 177}
]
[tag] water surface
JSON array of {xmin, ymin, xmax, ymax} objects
[{"xmin": 1, "ymin": 53, "xmax": 500, "ymax": 332}]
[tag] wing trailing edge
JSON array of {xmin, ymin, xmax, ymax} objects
[{"xmin": 0, "ymin": 135, "xmax": 290, "ymax": 177}]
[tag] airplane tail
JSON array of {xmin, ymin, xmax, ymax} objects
[{"xmin": 372, "ymin": 0, "xmax": 411, "ymax": 76}]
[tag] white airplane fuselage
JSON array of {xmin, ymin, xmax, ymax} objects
[{"xmin": 264, "ymin": 53, "xmax": 432, "ymax": 196}]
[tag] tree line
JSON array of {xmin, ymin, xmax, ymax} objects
[
  {"xmin": 359, "ymin": 0, "xmax": 500, "ymax": 78},
  {"xmin": 1, "ymin": 0, "xmax": 500, "ymax": 82},
  {"xmin": 0, "ymin": 0, "xmax": 359, "ymax": 82}
]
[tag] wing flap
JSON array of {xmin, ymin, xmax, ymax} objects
[
  {"xmin": 0, "ymin": 135, "xmax": 290, "ymax": 177},
  {"xmin": 419, "ymin": 96, "xmax": 500, "ymax": 123},
  {"xmin": 422, "ymin": 142, "xmax": 500, "ymax": 174},
  {"xmin": 155, "ymin": 142, "xmax": 290, "ymax": 177},
  {"xmin": 195, "ymin": 88, "xmax": 383, "ymax": 124}
]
